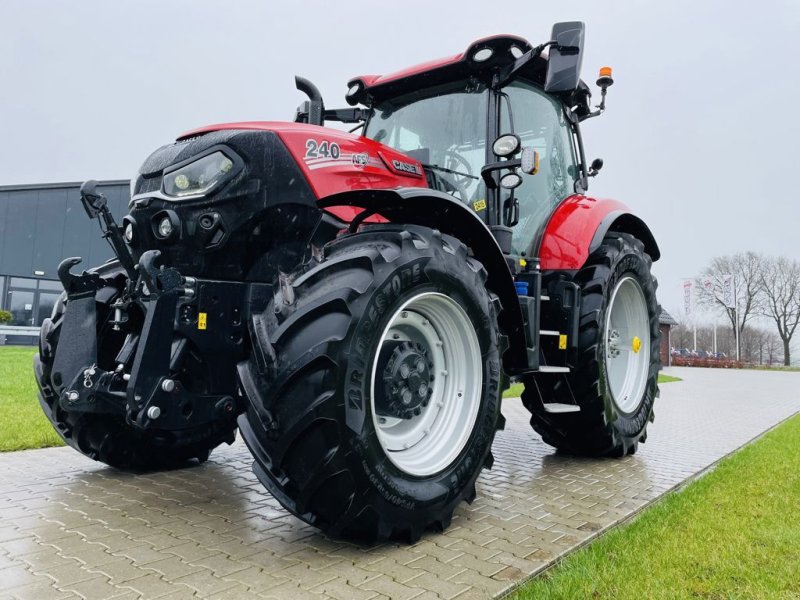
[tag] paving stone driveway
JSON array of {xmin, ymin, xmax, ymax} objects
[{"xmin": 1, "ymin": 367, "xmax": 798, "ymax": 599}]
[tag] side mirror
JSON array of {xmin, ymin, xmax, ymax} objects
[
  {"xmin": 588, "ymin": 157, "xmax": 604, "ymax": 177},
  {"xmin": 544, "ymin": 21, "xmax": 585, "ymax": 93}
]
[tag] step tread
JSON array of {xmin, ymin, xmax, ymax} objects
[
  {"xmin": 538, "ymin": 365, "xmax": 570, "ymax": 373},
  {"xmin": 542, "ymin": 402, "xmax": 581, "ymax": 413}
]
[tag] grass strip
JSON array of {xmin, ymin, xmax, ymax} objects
[
  {"xmin": 512, "ymin": 413, "xmax": 800, "ymax": 599},
  {"xmin": 0, "ymin": 347, "xmax": 63, "ymax": 451}
]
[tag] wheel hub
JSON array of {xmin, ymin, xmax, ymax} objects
[
  {"xmin": 604, "ymin": 276, "xmax": 651, "ymax": 414},
  {"xmin": 376, "ymin": 341, "xmax": 434, "ymax": 419}
]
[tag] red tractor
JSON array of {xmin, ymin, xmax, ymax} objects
[{"xmin": 35, "ymin": 22, "xmax": 660, "ymax": 542}]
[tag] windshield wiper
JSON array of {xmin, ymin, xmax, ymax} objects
[{"xmin": 422, "ymin": 164, "xmax": 479, "ymax": 180}]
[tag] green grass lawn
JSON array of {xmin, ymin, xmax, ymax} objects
[
  {"xmin": 0, "ymin": 346, "xmax": 63, "ymax": 451},
  {"xmin": 513, "ymin": 413, "xmax": 800, "ymax": 599},
  {"xmin": 503, "ymin": 372, "xmax": 681, "ymax": 399},
  {"xmin": 656, "ymin": 373, "xmax": 682, "ymax": 383}
]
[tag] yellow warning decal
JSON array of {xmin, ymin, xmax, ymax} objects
[
  {"xmin": 632, "ymin": 336, "xmax": 641, "ymax": 353},
  {"xmin": 198, "ymin": 312, "xmax": 207, "ymax": 330},
  {"xmin": 472, "ymin": 199, "xmax": 487, "ymax": 212},
  {"xmin": 558, "ymin": 334, "xmax": 568, "ymax": 350}
]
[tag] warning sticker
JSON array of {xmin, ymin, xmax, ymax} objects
[
  {"xmin": 198, "ymin": 312, "xmax": 207, "ymax": 330},
  {"xmin": 558, "ymin": 334, "xmax": 567, "ymax": 350},
  {"xmin": 472, "ymin": 199, "xmax": 487, "ymax": 212}
]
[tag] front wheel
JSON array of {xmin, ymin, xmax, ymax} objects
[
  {"xmin": 238, "ymin": 225, "xmax": 506, "ymax": 542},
  {"xmin": 523, "ymin": 233, "xmax": 660, "ymax": 457}
]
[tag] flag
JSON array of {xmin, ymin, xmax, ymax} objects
[
  {"xmin": 722, "ymin": 275, "xmax": 735, "ymax": 309},
  {"xmin": 683, "ymin": 279, "xmax": 694, "ymax": 316}
]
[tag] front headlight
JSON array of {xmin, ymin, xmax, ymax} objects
[{"xmin": 162, "ymin": 151, "xmax": 235, "ymax": 198}]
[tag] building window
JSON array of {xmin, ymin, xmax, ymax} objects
[
  {"xmin": 7, "ymin": 289, "xmax": 35, "ymax": 326},
  {"xmin": 38, "ymin": 280, "xmax": 64, "ymax": 291},
  {"xmin": 2, "ymin": 276, "xmax": 64, "ymax": 328},
  {"xmin": 9, "ymin": 277, "xmax": 37, "ymax": 289}
]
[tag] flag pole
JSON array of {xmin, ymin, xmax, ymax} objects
[
  {"xmin": 734, "ymin": 276, "xmax": 740, "ymax": 362},
  {"xmin": 713, "ymin": 323, "xmax": 717, "ymax": 355}
]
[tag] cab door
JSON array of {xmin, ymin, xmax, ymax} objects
[{"xmin": 500, "ymin": 81, "xmax": 581, "ymax": 256}]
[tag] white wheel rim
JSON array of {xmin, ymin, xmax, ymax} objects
[
  {"xmin": 370, "ymin": 292, "xmax": 482, "ymax": 477},
  {"xmin": 604, "ymin": 277, "xmax": 651, "ymax": 413}
]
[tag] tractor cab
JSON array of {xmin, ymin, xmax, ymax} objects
[{"xmin": 346, "ymin": 25, "xmax": 600, "ymax": 258}]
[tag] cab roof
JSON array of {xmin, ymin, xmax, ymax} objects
[{"xmin": 346, "ymin": 35, "xmax": 548, "ymax": 105}]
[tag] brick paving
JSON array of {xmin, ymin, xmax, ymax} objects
[{"xmin": 1, "ymin": 367, "xmax": 798, "ymax": 599}]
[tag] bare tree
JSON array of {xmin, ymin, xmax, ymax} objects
[
  {"xmin": 696, "ymin": 252, "xmax": 764, "ymax": 341},
  {"xmin": 759, "ymin": 256, "xmax": 800, "ymax": 366}
]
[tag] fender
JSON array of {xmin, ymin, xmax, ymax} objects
[
  {"xmin": 319, "ymin": 188, "xmax": 529, "ymax": 372},
  {"xmin": 539, "ymin": 195, "xmax": 660, "ymax": 271}
]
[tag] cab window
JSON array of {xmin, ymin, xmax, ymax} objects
[{"xmin": 501, "ymin": 81, "xmax": 579, "ymax": 255}]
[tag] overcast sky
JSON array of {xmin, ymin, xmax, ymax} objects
[{"xmin": 2, "ymin": 0, "xmax": 799, "ymax": 326}]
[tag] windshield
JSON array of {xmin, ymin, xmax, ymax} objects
[{"xmin": 364, "ymin": 80, "xmax": 488, "ymax": 205}]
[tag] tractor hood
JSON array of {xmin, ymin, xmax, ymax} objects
[
  {"xmin": 126, "ymin": 122, "xmax": 428, "ymax": 279},
  {"xmin": 177, "ymin": 121, "xmax": 429, "ymax": 207}
]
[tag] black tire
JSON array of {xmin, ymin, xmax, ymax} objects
[
  {"xmin": 34, "ymin": 262, "xmax": 237, "ymax": 471},
  {"xmin": 523, "ymin": 233, "xmax": 660, "ymax": 457},
  {"xmin": 238, "ymin": 225, "xmax": 507, "ymax": 542}
]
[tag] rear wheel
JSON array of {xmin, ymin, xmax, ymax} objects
[
  {"xmin": 34, "ymin": 263, "xmax": 238, "ymax": 471},
  {"xmin": 238, "ymin": 225, "xmax": 506, "ymax": 542},
  {"xmin": 523, "ymin": 233, "xmax": 660, "ymax": 457}
]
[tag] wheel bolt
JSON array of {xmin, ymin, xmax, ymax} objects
[
  {"xmin": 418, "ymin": 384, "xmax": 427, "ymax": 397},
  {"xmin": 66, "ymin": 391, "xmax": 79, "ymax": 403},
  {"xmin": 399, "ymin": 364, "xmax": 410, "ymax": 379}
]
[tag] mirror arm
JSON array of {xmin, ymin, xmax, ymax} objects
[
  {"xmin": 493, "ymin": 41, "xmax": 555, "ymax": 89},
  {"xmin": 579, "ymin": 87, "xmax": 608, "ymax": 122},
  {"xmin": 481, "ymin": 158, "xmax": 522, "ymax": 189}
]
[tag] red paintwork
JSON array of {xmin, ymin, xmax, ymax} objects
[
  {"xmin": 177, "ymin": 121, "xmax": 427, "ymax": 222},
  {"xmin": 350, "ymin": 34, "xmax": 532, "ymax": 90},
  {"xmin": 539, "ymin": 195, "xmax": 629, "ymax": 270},
  {"xmin": 354, "ymin": 53, "xmax": 463, "ymax": 89}
]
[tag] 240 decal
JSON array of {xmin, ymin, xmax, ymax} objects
[{"xmin": 305, "ymin": 139, "xmax": 341, "ymax": 160}]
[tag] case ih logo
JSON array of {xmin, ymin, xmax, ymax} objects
[
  {"xmin": 391, "ymin": 159, "xmax": 422, "ymax": 176},
  {"xmin": 352, "ymin": 153, "xmax": 369, "ymax": 169}
]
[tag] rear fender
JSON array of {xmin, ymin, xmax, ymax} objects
[
  {"xmin": 319, "ymin": 188, "xmax": 529, "ymax": 371},
  {"xmin": 539, "ymin": 195, "xmax": 660, "ymax": 271}
]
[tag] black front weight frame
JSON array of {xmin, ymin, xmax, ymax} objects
[{"xmin": 53, "ymin": 249, "xmax": 259, "ymax": 434}]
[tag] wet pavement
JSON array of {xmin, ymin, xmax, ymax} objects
[{"xmin": 1, "ymin": 367, "xmax": 798, "ymax": 599}]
